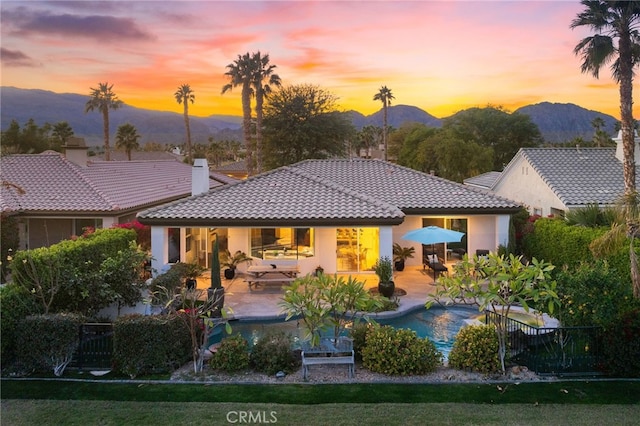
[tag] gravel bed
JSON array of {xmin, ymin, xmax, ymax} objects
[{"xmin": 170, "ymin": 362, "xmax": 551, "ymax": 384}]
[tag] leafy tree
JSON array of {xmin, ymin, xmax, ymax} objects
[
  {"xmin": 174, "ymin": 83, "xmax": 195, "ymax": 164},
  {"xmin": 251, "ymin": 51, "xmax": 281, "ymax": 174},
  {"xmin": 373, "ymin": 85, "xmax": 395, "ymax": 161},
  {"xmin": 436, "ymin": 131, "xmax": 494, "ymax": 182},
  {"xmin": 262, "ymin": 84, "xmax": 354, "ymax": 169},
  {"xmin": 443, "ymin": 106, "xmax": 542, "ymax": 169},
  {"xmin": 428, "ymin": 253, "xmax": 559, "ymax": 374},
  {"xmin": 85, "ymin": 82, "xmax": 123, "ymax": 161},
  {"xmin": 51, "ymin": 121, "xmax": 74, "ymax": 148},
  {"xmin": 115, "ymin": 123, "xmax": 141, "ymax": 161},
  {"xmin": 571, "ymin": 0, "xmax": 640, "ymax": 297},
  {"xmin": 222, "ymin": 53, "xmax": 255, "ymax": 175}
]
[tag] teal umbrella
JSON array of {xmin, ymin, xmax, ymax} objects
[{"xmin": 210, "ymin": 235, "xmax": 222, "ymax": 289}]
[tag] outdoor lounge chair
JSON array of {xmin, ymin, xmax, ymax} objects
[{"xmin": 423, "ymin": 253, "xmax": 448, "ymax": 278}]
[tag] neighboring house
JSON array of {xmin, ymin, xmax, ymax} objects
[
  {"xmin": 138, "ymin": 159, "xmax": 522, "ymax": 276},
  {"xmin": 214, "ymin": 159, "xmax": 248, "ymax": 180},
  {"xmin": 473, "ymin": 131, "xmax": 640, "ymax": 217},
  {"xmin": 0, "ymin": 140, "xmax": 236, "ymax": 254}
]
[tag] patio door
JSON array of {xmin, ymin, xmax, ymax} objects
[
  {"xmin": 421, "ymin": 218, "xmax": 467, "ymax": 263},
  {"xmin": 336, "ymin": 228, "xmax": 379, "ymax": 272}
]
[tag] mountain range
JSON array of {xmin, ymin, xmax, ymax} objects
[{"xmin": 1, "ymin": 86, "xmax": 619, "ymax": 145}]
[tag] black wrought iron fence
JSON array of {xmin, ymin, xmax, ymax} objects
[
  {"xmin": 70, "ymin": 323, "xmax": 113, "ymax": 370},
  {"xmin": 485, "ymin": 311, "xmax": 604, "ymax": 376}
]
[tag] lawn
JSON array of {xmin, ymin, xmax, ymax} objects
[{"xmin": 2, "ymin": 379, "xmax": 639, "ymax": 425}]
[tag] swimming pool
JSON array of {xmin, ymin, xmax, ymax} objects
[{"xmin": 210, "ymin": 305, "xmax": 480, "ymax": 359}]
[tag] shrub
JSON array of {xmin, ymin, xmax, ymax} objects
[
  {"xmin": 16, "ymin": 313, "xmax": 84, "ymax": 376},
  {"xmin": 112, "ymin": 314, "xmax": 191, "ymax": 378},
  {"xmin": 0, "ymin": 283, "xmax": 38, "ymax": 368},
  {"xmin": 210, "ymin": 334, "xmax": 250, "ymax": 372},
  {"xmin": 362, "ymin": 326, "xmax": 442, "ymax": 375},
  {"xmin": 600, "ymin": 308, "xmax": 640, "ymax": 377},
  {"xmin": 349, "ymin": 321, "xmax": 378, "ymax": 362},
  {"xmin": 448, "ymin": 325, "xmax": 501, "ymax": 375},
  {"xmin": 249, "ymin": 330, "xmax": 300, "ymax": 375}
]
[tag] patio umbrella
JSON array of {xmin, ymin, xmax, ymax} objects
[{"xmin": 401, "ymin": 226, "xmax": 465, "ymax": 280}]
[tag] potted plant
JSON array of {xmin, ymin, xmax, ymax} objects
[
  {"xmin": 373, "ymin": 256, "xmax": 395, "ymax": 298},
  {"xmin": 392, "ymin": 243, "xmax": 415, "ymax": 271},
  {"xmin": 220, "ymin": 249, "xmax": 251, "ymax": 279},
  {"xmin": 183, "ymin": 262, "xmax": 206, "ymax": 290}
]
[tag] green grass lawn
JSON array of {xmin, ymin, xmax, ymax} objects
[{"xmin": 2, "ymin": 379, "xmax": 639, "ymax": 425}]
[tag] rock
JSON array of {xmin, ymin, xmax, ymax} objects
[{"xmin": 275, "ymin": 371, "xmax": 286, "ymax": 379}]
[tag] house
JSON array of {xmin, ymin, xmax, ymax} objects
[
  {"xmin": 0, "ymin": 138, "xmax": 236, "ymax": 252},
  {"xmin": 137, "ymin": 159, "xmax": 522, "ymax": 276},
  {"xmin": 470, "ymin": 131, "xmax": 640, "ymax": 217}
]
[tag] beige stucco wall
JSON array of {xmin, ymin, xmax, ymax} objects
[{"xmin": 493, "ymin": 156, "xmax": 566, "ymax": 216}]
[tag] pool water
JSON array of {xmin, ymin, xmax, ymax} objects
[{"xmin": 210, "ymin": 306, "xmax": 479, "ymax": 359}]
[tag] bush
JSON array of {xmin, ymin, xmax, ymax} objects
[
  {"xmin": 448, "ymin": 325, "xmax": 501, "ymax": 374},
  {"xmin": 362, "ymin": 326, "xmax": 442, "ymax": 375},
  {"xmin": 15, "ymin": 313, "xmax": 84, "ymax": 376},
  {"xmin": 0, "ymin": 283, "xmax": 38, "ymax": 368},
  {"xmin": 210, "ymin": 334, "xmax": 250, "ymax": 372},
  {"xmin": 600, "ymin": 308, "xmax": 640, "ymax": 377},
  {"xmin": 556, "ymin": 261, "xmax": 636, "ymax": 328},
  {"xmin": 349, "ymin": 321, "xmax": 378, "ymax": 362},
  {"xmin": 249, "ymin": 330, "xmax": 300, "ymax": 375},
  {"xmin": 112, "ymin": 314, "xmax": 191, "ymax": 378}
]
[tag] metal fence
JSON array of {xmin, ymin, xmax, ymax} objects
[
  {"xmin": 70, "ymin": 323, "xmax": 114, "ymax": 371},
  {"xmin": 485, "ymin": 311, "xmax": 604, "ymax": 377}
]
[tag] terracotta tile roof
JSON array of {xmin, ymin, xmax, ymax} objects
[
  {"xmin": 0, "ymin": 153, "xmax": 231, "ymax": 215},
  {"xmin": 292, "ymin": 159, "xmax": 521, "ymax": 214},
  {"xmin": 138, "ymin": 165, "xmax": 405, "ymax": 227},
  {"xmin": 498, "ymin": 147, "xmax": 638, "ymax": 208},
  {"xmin": 138, "ymin": 159, "xmax": 521, "ymax": 227}
]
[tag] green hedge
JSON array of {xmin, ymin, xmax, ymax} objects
[
  {"xmin": 15, "ymin": 313, "xmax": 84, "ymax": 376},
  {"xmin": 362, "ymin": 326, "xmax": 442, "ymax": 375},
  {"xmin": 448, "ymin": 324, "xmax": 501, "ymax": 374},
  {"xmin": 0, "ymin": 283, "xmax": 38, "ymax": 367},
  {"xmin": 112, "ymin": 314, "xmax": 191, "ymax": 378}
]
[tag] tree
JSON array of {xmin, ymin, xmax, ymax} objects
[
  {"xmin": 115, "ymin": 123, "xmax": 141, "ymax": 161},
  {"xmin": 428, "ymin": 253, "xmax": 559, "ymax": 374},
  {"xmin": 174, "ymin": 84, "xmax": 195, "ymax": 164},
  {"xmin": 356, "ymin": 125, "xmax": 382, "ymax": 158},
  {"xmin": 222, "ymin": 53, "xmax": 255, "ymax": 175},
  {"xmin": 51, "ymin": 121, "xmax": 74, "ymax": 149},
  {"xmin": 591, "ymin": 116, "xmax": 613, "ymax": 147},
  {"xmin": 262, "ymin": 84, "xmax": 354, "ymax": 169},
  {"xmin": 85, "ymin": 82, "xmax": 123, "ymax": 161},
  {"xmin": 373, "ymin": 85, "xmax": 394, "ymax": 161},
  {"xmin": 251, "ymin": 52, "xmax": 281, "ymax": 174},
  {"xmin": 0, "ymin": 119, "xmax": 51, "ymax": 155},
  {"xmin": 571, "ymin": 1, "xmax": 640, "ymax": 297}
]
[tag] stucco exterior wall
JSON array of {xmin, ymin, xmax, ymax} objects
[{"xmin": 493, "ymin": 156, "xmax": 566, "ymax": 216}]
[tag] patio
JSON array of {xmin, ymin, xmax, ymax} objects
[{"xmin": 192, "ymin": 265, "xmax": 443, "ymax": 321}]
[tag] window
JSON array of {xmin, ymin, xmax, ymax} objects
[{"xmin": 250, "ymin": 228, "xmax": 315, "ymax": 260}]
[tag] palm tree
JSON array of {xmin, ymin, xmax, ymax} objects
[
  {"xmin": 251, "ymin": 52, "xmax": 281, "ymax": 174},
  {"xmin": 85, "ymin": 82, "xmax": 123, "ymax": 161},
  {"xmin": 373, "ymin": 86, "xmax": 395, "ymax": 161},
  {"xmin": 174, "ymin": 84, "xmax": 195, "ymax": 164},
  {"xmin": 115, "ymin": 123, "xmax": 141, "ymax": 161},
  {"xmin": 222, "ymin": 53, "xmax": 255, "ymax": 175},
  {"xmin": 51, "ymin": 121, "xmax": 74, "ymax": 148},
  {"xmin": 571, "ymin": 0, "xmax": 640, "ymax": 297}
]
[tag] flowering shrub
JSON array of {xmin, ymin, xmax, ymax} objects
[{"xmin": 448, "ymin": 324, "xmax": 501, "ymax": 374}]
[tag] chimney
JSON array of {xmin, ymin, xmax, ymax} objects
[
  {"xmin": 63, "ymin": 137, "xmax": 89, "ymax": 167},
  {"xmin": 614, "ymin": 130, "xmax": 640, "ymax": 163},
  {"xmin": 192, "ymin": 158, "xmax": 210, "ymax": 196}
]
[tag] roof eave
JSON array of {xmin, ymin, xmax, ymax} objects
[
  {"xmin": 402, "ymin": 206, "xmax": 523, "ymax": 215},
  {"xmin": 137, "ymin": 216, "xmax": 404, "ymax": 227}
]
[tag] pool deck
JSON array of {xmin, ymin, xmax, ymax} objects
[{"xmin": 194, "ymin": 266, "xmax": 443, "ymax": 321}]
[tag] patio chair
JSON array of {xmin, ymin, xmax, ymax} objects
[{"xmin": 423, "ymin": 252, "xmax": 448, "ymax": 278}]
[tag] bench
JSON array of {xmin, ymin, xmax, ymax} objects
[
  {"xmin": 301, "ymin": 337, "xmax": 355, "ymax": 380},
  {"xmin": 245, "ymin": 264, "xmax": 299, "ymax": 290}
]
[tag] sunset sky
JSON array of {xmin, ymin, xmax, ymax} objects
[{"xmin": 1, "ymin": 1, "xmax": 635, "ymax": 120}]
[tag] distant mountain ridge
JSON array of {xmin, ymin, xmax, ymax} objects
[{"xmin": 1, "ymin": 86, "xmax": 619, "ymax": 145}]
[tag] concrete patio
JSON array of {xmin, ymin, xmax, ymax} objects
[{"xmin": 194, "ymin": 266, "xmax": 444, "ymax": 321}]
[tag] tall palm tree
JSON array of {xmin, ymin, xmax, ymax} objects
[
  {"xmin": 373, "ymin": 86, "xmax": 395, "ymax": 161},
  {"xmin": 222, "ymin": 53, "xmax": 255, "ymax": 175},
  {"xmin": 571, "ymin": 0, "xmax": 640, "ymax": 297},
  {"xmin": 51, "ymin": 121, "xmax": 74, "ymax": 148},
  {"xmin": 174, "ymin": 84, "xmax": 195, "ymax": 164},
  {"xmin": 85, "ymin": 82, "xmax": 122, "ymax": 161},
  {"xmin": 251, "ymin": 52, "xmax": 281, "ymax": 174},
  {"xmin": 115, "ymin": 123, "xmax": 141, "ymax": 161}
]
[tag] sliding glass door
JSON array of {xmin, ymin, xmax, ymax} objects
[{"xmin": 336, "ymin": 228, "xmax": 379, "ymax": 272}]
